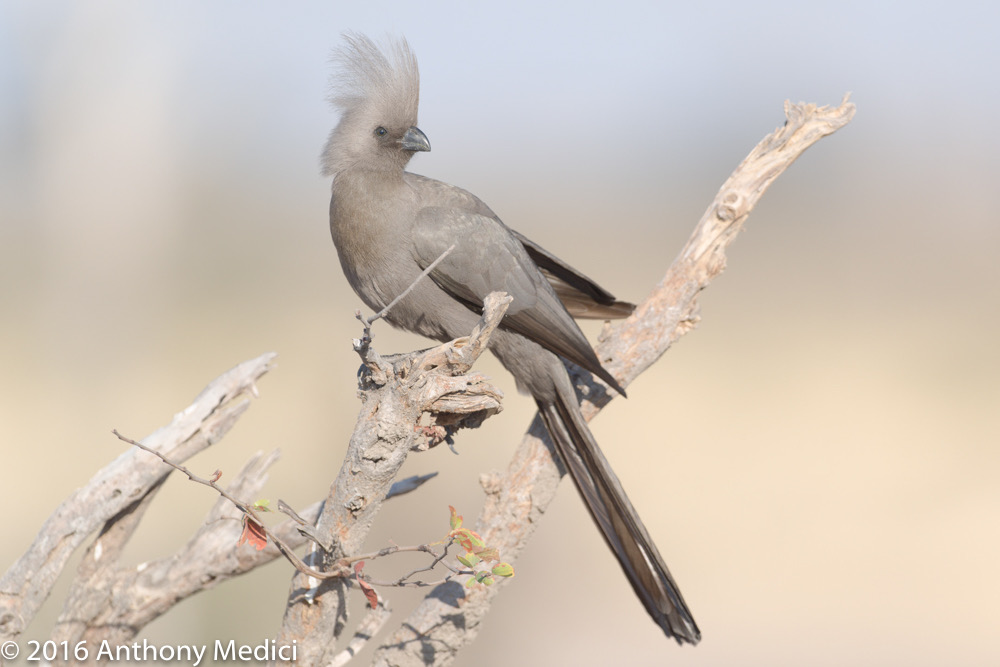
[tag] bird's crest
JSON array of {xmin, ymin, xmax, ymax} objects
[{"xmin": 321, "ymin": 34, "xmax": 421, "ymax": 176}]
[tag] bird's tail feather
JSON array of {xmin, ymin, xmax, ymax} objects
[{"xmin": 537, "ymin": 392, "xmax": 701, "ymax": 645}]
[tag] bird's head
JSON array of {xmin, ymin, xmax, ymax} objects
[{"xmin": 322, "ymin": 34, "xmax": 430, "ymax": 176}]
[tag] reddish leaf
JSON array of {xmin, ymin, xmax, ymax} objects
[
  {"xmin": 210, "ymin": 470, "xmax": 222, "ymax": 483},
  {"xmin": 449, "ymin": 505, "xmax": 462, "ymax": 531},
  {"xmin": 450, "ymin": 528, "xmax": 484, "ymax": 552},
  {"xmin": 238, "ymin": 516, "xmax": 267, "ymax": 551},
  {"xmin": 473, "ymin": 547, "xmax": 499, "ymax": 562},
  {"xmin": 354, "ymin": 561, "xmax": 379, "ymax": 609}
]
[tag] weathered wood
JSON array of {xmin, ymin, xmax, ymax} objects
[
  {"xmin": 275, "ymin": 292, "xmax": 511, "ymax": 666},
  {"xmin": 0, "ymin": 353, "xmax": 276, "ymax": 643}
]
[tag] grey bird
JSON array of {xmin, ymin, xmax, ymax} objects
[{"xmin": 322, "ymin": 34, "xmax": 700, "ymax": 645}]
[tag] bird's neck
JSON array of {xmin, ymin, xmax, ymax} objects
[
  {"xmin": 330, "ymin": 167, "xmax": 414, "ymax": 247},
  {"xmin": 335, "ymin": 165, "xmax": 408, "ymax": 194}
]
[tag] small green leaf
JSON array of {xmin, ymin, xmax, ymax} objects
[
  {"xmin": 491, "ymin": 562, "xmax": 515, "ymax": 578},
  {"xmin": 253, "ymin": 499, "xmax": 272, "ymax": 512},
  {"xmin": 457, "ymin": 552, "xmax": 481, "ymax": 568},
  {"xmin": 449, "ymin": 505, "xmax": 462, "ymax": 530}
]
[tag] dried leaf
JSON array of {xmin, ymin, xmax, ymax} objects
[
  {"xmin": 238, "ymin": 516, "xmax": 267, "ymax": 551},
  {"xmin": 354, "ymin": 561, "xmax": 379, "ymax": 609},
  {"xmin": 473, "ymin": 547, "xmax": 499, "ymax": 562}
]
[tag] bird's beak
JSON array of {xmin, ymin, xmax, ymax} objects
[{"xmin": 400, "ymin": 126, "xmax": 431, "ymax": 152}]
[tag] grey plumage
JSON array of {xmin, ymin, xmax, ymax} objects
[{"xmin": 323, "ymin": 34, "xmax": 700, "ymax": 645}]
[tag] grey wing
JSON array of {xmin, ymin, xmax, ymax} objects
[
  {"xmin": 411, "ymin": 207, "xmax": 540, "ymax": 314},
  {"xmin": 412, "ymin": 207, "xmax": 623, "ymax": 393},
  {"xmin": 511, "ymin": 230, "xmax": 635, "ymax": 320}
]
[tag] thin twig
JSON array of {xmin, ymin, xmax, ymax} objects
[
  {"xmin": 362, "ymin": 244, "xmax": 455, "ymax": 330},
  {"xmin": 114, "ymin": 430, "xmax": 476, "ymax": 591},
  {"xmin": 364, "ymin": 543, "xmax": 468, "ymax": 588},
  {"xmin": 0, "ymin": 353, "xmax": 275, "ymax": 643},
  {"xmin": 353, "ymin": 244, "xmax": 457, "ymax": 372},
  {"xmin": 344, "ymin": 543, "xmax": 471, "ymax": 588},
  {"xmin": 395, "ymin": 542, "xmax": 458, "ymax": 584},
  {"xmin": 277, "ymin": 499, "xmax": 309, "ymax": 526},
  {"xmin": 362, "ymin": 574, "xmax": 461, "ymax": 589},
  {"xmin": 112, "ymin": 429, "xmax": 334, "ymax": 581}
]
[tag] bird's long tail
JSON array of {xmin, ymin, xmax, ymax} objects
[{"xmin": 536, "ymin": 389, "xmax": 701, "ymax": 645}]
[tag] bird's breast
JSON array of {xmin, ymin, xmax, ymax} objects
[{"xmin": 329, "ymin": 173, "xmax": 425, "ymax": 312}]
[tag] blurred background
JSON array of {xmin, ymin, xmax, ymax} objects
[{"xmin": 1, "ymin": 1, "xmax": 997, "ymax": 665}]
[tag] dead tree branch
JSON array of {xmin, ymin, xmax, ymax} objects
[
  {"xmin": 0, "ymin": 290, "xmax": 511, "ymax": 662},
  {"xmin": 370, "ymin": 96, "xmax": 857, "ymax": 666},
  {"xmin": 111, "ymin": 429, "xmax": 334, "ymax": 581},
  {"xmin": 275, "ymin": 291, "xmax": 512, "ymax": 666},
  {"xmin": 49, "ymin": 450, "xmax": 291, "ymax": 649},
  {"xmin": 0, "ymin": 353, "xmax": 276, "ymax": 643},
  {"xmin": 45, "ymin": 427, "xmax": 468, "ymax": 656}
]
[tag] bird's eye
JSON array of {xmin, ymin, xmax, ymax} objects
[{"xmin": 375, "ymin": 126, "xmax": 388, "ymax": 137}]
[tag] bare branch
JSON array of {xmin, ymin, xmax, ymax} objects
[
  {"xmin": 371, "ymin": 96, "xmax": 857, "ymax": 666},
  {"xmin": 111, "ymin": 433, "xmax": 454, "ymax": 593},
  {"xmin": 0, "ymin": 352, "xmax": 276, "ymax": 643},
  {"xmin": 350, "ymin": 542, "xmax": 472, "ymax": 588},
  {"xmin": 10, "ymin": 347, "xmax": 450, "ymax": 652},
  {"xmin": 276, "ymin": 292, "xmax": 512, "ymax": 666},
  {"xmin": 113, "ymin": 429, "xmax": 335, "ymax": 581},
  {"xmin": 51, "ymin": 450, "xmax": 289, "ymax": 647}
]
